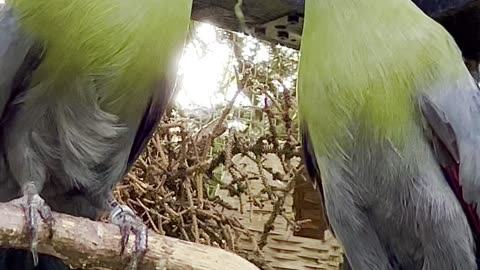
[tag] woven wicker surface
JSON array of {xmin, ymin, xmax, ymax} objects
[
  {"xmin": 216, "ymin": 153, "xmax": 344, "ymax": 270},
  {"xmin": 239, "ymin": 230, "xmax": 343, "ymax": 270}
]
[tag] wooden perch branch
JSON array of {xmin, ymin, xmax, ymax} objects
[{"xmin": 0, "ymin": 203, "xmax": 260, "ymax": 270}]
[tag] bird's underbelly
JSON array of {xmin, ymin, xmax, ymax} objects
[
  {"xmin": 364, "ymin": 175, "xmax": 466, "ymax": 269},
  {"xmin": 321, "ymin": 136, "xmax": 473, "ymax": 268},
  {"xmin": 367, "ymin": 189, "xmax": 427, "ymax": 268},
  {"xmin": 0, "ymin": 82, "xmax": 128, "ymax": 218}
]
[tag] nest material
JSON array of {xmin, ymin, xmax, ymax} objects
[{"xmin": 113, "ymin": 31, "xmax": 316, "ymax": 270}]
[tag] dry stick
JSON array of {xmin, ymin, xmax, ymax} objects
[
  {"xmin": 279, "ymin": 80, "xmax": 297, "ymax": 147},
  {"xmin": 258, "ymin": 177, "xmax": 297, "ymax": 250},
  {"xmin": 255, "ymin": 156, "xmax": 276, "ymax": 201},
  {"xmin": 184, "ymin": 178, "xmax": 200, "ymax": 243},
  {"xmin": 193, "ymin": 71, "xmax": 244, "ymax": 210},
  {"xmin": 0, "ymin": 203, "xmax": 259, "ymax": 270},
  {"xmin": 152, "ymin": 133, "xmax": 169, "ymax": 168},
  {"xmin": 262, "ymin": 90, "xmax": 284, "ymax": 114},
  {"xmin": 263, "ymin": 97, "xmax": 280, "ymax": 151}
]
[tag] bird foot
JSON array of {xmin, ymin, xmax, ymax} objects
[
  {"xmin": 10, "ymin": 182, "xmax": 54, "ymax": 266},
  {"xmin": 109, "ymin": 204, "xmax": 148, "ymax": 270}
]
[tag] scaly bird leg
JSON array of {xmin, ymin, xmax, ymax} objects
[
  {"xmin": 10, "ymin": 181, "xmax": 54, "ymax": 266},
  {"xmin": 108, "ymin": 198, "xmax": 148, "ymax": 270}
]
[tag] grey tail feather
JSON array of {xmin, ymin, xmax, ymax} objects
[{"xmin": 0, "ymin": 249, "xmax": 70, "ymax": 270}]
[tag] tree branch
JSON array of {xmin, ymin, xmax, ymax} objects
[{"xmin": 0, "ymin": 203, "xmax": 260, "ymax": 270}]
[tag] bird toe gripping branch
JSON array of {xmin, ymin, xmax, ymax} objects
[
  {"xmin": 10, "ymin": 181, "xmax": 55, "ymax": 266},
  {"xmin": 109, "ymin": 203, "xmax": 148, "ymax": 270}
]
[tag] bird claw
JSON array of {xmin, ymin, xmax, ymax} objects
[
  {"xmin": 10, "ymin": 191, "xmax": 54, "ymax": 266},
  {"xmin": 109, "ymin": 205, "xmax": 148, "ymax": 270}
]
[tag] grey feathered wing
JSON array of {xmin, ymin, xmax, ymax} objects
[
  {"xmin": 0, "ymin": 5, "xmax": 39, "ymax": 127},
  {"xmin": 419, "ymin": 79, "xmax": 480, "ymax": 258},
  {"xmin": 0, "ymin": 5, "xmax": 69, "ymax": 270}
]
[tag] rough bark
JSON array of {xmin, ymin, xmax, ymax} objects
[{"xmin": 0, "ymin": 203, "xmax": 260, "ymax": 270}]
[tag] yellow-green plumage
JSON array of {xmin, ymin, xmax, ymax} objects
[
  {"xmin": 298, "ymin": 1, "xmax": 480, "ymax": 269},
  {"xmin": 298, "ymin": 0, "xmax": 467, "ymax": 155},
  {"xmin": 0, "ymin": 1, "xmax": 193, "ymax": 269},
  {"xmin": 7, "ymin": 0, "xmax": 192, "ymax": 114}
]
